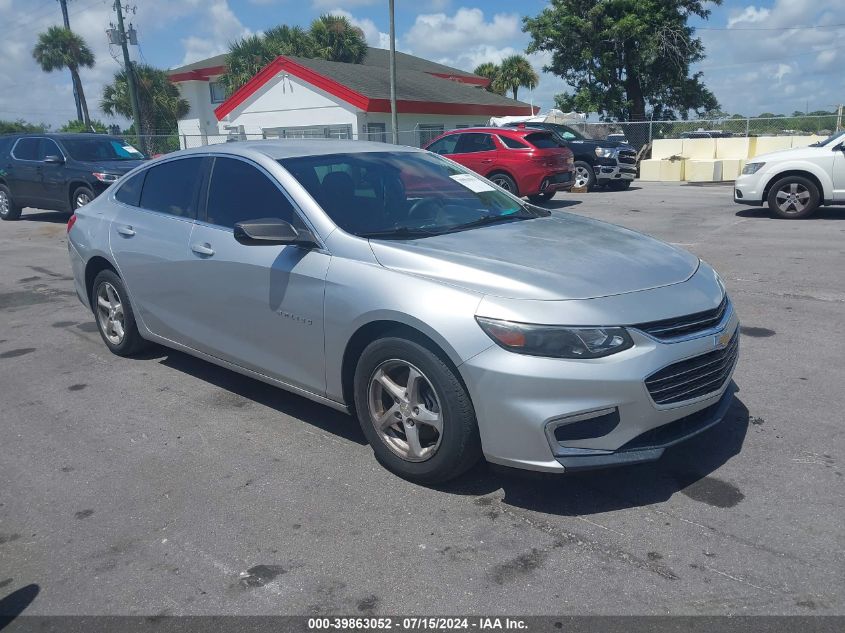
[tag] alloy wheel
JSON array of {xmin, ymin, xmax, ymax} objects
[
  {"xmin": 574, "ymin": 166, "xmax": 591, "ymax": 188},
  {"xmin": 367, "ymin": 359, "xmax": 443, "ymax": 462},
  {"xmin": 96, "ymin": 282, "xmax": 126, "ymax": 345},
  {"xmin": 0, "ymin": 190, "xmax": 9, "ymax": 217},
  {"xmin": 75, "ymin": 192, "xmax": 92, "ymax": 209},
  {"xmin": 490, "ymin": 176, "xmax": 513, "ymax": 192},
  {"xmin": 775, "ymin": 182, "xmax": 810, "ymax": 215}
]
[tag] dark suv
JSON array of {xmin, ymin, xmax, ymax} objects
[{"xmin": 0, "ymin": 133, "xmax": 146, "ymax": 220}]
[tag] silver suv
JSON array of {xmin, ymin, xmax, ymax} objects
[{"xmin": 67, "ymin": 140, "xmax": 739, "ymax": 483}]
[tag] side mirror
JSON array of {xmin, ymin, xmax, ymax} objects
[
  {"xmin": 44, "ymin": 155, "xmax": 64, "ymax": 164},
  {"xmin": 233, "ymin": 218, "xmax": 317, "ymax": 247}
]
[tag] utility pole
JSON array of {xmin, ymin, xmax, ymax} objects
[
  {"xmin": 837, "ymin": 104, "xmax": 843, "ymax": 133},
  {"xmin": 57, "ymin": 0, "xmax": 84, "ymax": 122},
  {"xmin": 388, "ymin": 0, "xmax": 398, "ymax": 144},
  {"xmin": 112, "ymin": 0, "xmax": 142, "ymax": 139}
]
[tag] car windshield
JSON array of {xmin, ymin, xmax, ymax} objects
[
  {"xmin": 279, "ymin": 151, "xmax": 546, "ymax": 239},
  {"xmin": 61, "ymin": 137, "xmax": 146, "ymax": 161},
  {"xmin": 809, "ymin": 131, "xmax": 845, "ymax": 147}
]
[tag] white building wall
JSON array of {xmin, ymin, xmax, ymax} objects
[
  {"xmin": 175, "ymin": 80, "xmax": 220, "ymax": 148},
  {"xmin": 358, "ymin": 113, "xmax": 491, "ymax": 147}
]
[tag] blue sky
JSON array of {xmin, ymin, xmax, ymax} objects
[{"xmin": 1, "ymin": 0, "xmax": 843, "ymax": 127}]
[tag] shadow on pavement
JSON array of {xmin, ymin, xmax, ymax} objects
[
  {"xmin": 736, "ymin": 206, "xmax": 845, "ymax": 220},
  {"xmin": 18, "ymin": 210, "xmax": 70, "ymax": 224},
  {"xmin": 438, "ymin": 394, "xmax": 750, "ymax": 517},
  {"xmin": 0, "ymin": 584, "xmax": 40, "ymax": 629}
]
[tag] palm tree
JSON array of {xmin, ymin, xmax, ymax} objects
[
  {"xmin": 494, "ymin": 55, "xmax": 539, "ymax": 101},
  {"xmin": 309, "ymin": 14, "xmax": 367, "ymax": 64},
  {"xmin": 102, "ymin": 64, "xmax": 189, "ymax": 155},
  {"xmin": 222, "ymin": 35, "xmax": 273, "ymax": 93},
  {"xmin": 265, "ymin": 25, "xmax": 315, "ymax": 58},
  {"xmin": 32, "ymin": 27, "xmax": 95, "ymax": 127},
  {"xmin": 473, "ymin": 62, "xmax": 505, "ymax": 95}
]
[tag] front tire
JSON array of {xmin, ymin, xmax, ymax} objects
[
  {"xmin": 572, "ymin": 161, "xmax": 596, "ymax": 190},
  {"xmin": 354, "ymin": 335, "xmax": 481, "ymax": 484},
  {"xmin": 91, "ymin": 269, "xmax": 149, "ymax": 357},
  {"xmin": 72, "ymin": 185, "xmax": 95, "ymax": 210},
  {"xmin": 767, "ymin": 176, "xmax": 820, "ymax": 219},
  {"xmin": 0, "ymin": 184, "xmax": 22, "ymax": 220}
]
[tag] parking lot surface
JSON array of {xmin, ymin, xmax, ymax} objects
[{"xmin": 1, "ymin": 182, "xmax": 843, "ymax": 615}]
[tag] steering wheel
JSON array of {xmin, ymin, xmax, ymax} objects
[{"xmin": 408, "ymin": 197, "xmax": 443, "ymax": 221}]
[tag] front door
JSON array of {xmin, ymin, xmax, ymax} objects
[
  {"xmin": 181, "ymin": 156, "xmax": 330, "ymax": 395},
  {"xmin": 832, "ymin": 143, "xmax": 845, "ymax": 201}
]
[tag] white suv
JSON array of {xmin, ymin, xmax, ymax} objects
[{"xmin": 734, "ymin": 131, "xmax": 845, "ymax": 218}]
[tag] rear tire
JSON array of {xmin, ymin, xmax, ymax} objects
[
  {"xmin": 573, "ymin": 161, "xmax": 596, "ymax": 190},
  {"xmin": 488, "ymin": 173, "xmax": 518, "ymax": 197},
  {"xmin": 91, "ymin": 269, "xmax": 149, "ymax": 357},
  {"xmin": 72, "ymin": 185, "xmax": 95, "ymax": 210},
  {"xmin": 766, "ymin": 176, "xmax": 819, "ymax": 219},
  {"xmin": 0, "ymin": 184, "xmax": 22, "ymax": 220},
  {"xmin": 354, "ymin": 335, "xmax": 481, "ymax": 484}
]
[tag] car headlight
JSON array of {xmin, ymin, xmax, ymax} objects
[
  {"xmin": 93, "ymin": 172, "xmax": 120, "ymax": 183},
  {"xmin": 594, "ymin": 147, "xmax": 616, "ymax": 158},
  {"xmin": 476, "ymin": 317, "xmax": 634, "ymax": 359},
  {"xmin": 742, "ymin": 162, "xmax": 765, "ymax": 175}
]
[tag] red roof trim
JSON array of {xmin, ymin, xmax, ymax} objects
[
  {"xmin": 426, "ymin": 72, "xmax": 490, "ymax": 88},
  {"xmin": 168, "ymin": 65, "xmax": 226, "ymax": 82},
  {"xmin": 211, "ymin": 55, "xmax": 539, "ymax": 121}
]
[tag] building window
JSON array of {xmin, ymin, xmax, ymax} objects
[
  {"xmin": 417, "ymin": 124, "xmax": 444, "ymax": 148},
  {"xmin": 209, "ymin": 81, "xmax": 227, "ymax": 104},
  {"xmin": 365, "ymin": 123, "xmax": 387, "ymax": 143},
  {"xmin": 262, "ymin": 125, "xmax": 353, "ymax": 140}
]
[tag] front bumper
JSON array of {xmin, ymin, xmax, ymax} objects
[
  {"xmin": 459, "ymin": 303, "xmax": 740, "ymax": 473},
  {"xmin": 733, "ymin": 173, "xmax": 765, "ymax": 205},
  {"xmin": 596, "ymin": 163, "xmax": 636, "ymax": 182}
]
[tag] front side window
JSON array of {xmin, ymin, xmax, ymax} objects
[
  {"xmin": 40, "ymin": 139, "xmax": 63, "ymax": 159},
  {"xmin": 205, "ymin": 157, "xmax": 295, "ymax": 229},
  {"xmin": 425, "ymin": 135, "xmax": 459, "ymax": 155},
  {"xmin": 61, "ymin": 137, "xmax": 145, "ymax": 161},
  {"xmin": 138, "ymin": 157, "xmax": 203, "ymax": 218},
  {"xmin": 279, "ymin": 151, "xmax": 545, "ymax": 238}
]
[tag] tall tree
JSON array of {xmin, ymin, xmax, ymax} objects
[
  {"xmin": 32, "ymin": 26, "xmax": 95, "ymax": 127},
  {"xmin": 265, "ymin": 25, "xmax": 315, "ymax": 58},
  {"xmin": 222, "ymin": 35, "xmax": 273, "ymax": 94},
  {"xmin": 101, "ymin": 64, "xmax": 189, "ymax": 154},
  {"xmin": 494, "ymin": 55, "xmax": 539, "ymax": 101},
  {"xmin": 524, "ymin": 0, "xmax": 721, "ymax": 121},
  {"xmin": 473, "ymin": 62, "xmax": 505, "ymax": 95},
  {"xmin": 309, "ymin": 14, "xmax": 367, "ymax": 64}
]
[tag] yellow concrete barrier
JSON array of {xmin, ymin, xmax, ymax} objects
[
  {"xmin": 651, "ymin": 139, "xmax": 684, "ymax": 160},
  {"xmin": 752, "ymin": 136, "xmax": 792, "ymax": 156},
  {"xmin": 720, "ymin": 158, "xmax": 743, "ymax": 181},
  {"xmin": 716, "ymin": 137, "xmax": 752, "ymax": 159},
  {"xmin": 791, "ymin": 135, "xmax": 823, "ymax": 148},
  {"xmin": 639, "ymin": 159, "xmax": 662, "ymax": 181},
  {"xmin": 685, "ymin": 159, "xmax": 723, "ymax": 182},
  {"xmin": 681, "ymin": 138, "xmax": 716, "ymax": 159}
]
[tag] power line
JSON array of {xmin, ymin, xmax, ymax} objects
[{"xmin": 697, "ymin": 22, "xmax": 845, "ymax": 31}]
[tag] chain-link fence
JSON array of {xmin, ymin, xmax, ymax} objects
[
  {"xmin": 125, "ymin": 115, "xmax": 842, "ymax": 156},
  {"xmin": 576, "ymin": 115, "xmax": 841, "ymax": 149}
]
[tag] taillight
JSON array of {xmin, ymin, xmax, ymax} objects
[{"xmin": 67, "ymin": 213, "xmax": 77, "ymax": 233}]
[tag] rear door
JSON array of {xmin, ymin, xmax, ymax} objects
[
  {"xmin": 181, "ymin": 156, "xmax": 330, "ymax": 393},
  {"xmin": 450, "ymin": 133, "xmax": 499, "ymax": 176},
  {"xmin": 109, "ymin": 156, "xmax": 204, "ymax": 343}
]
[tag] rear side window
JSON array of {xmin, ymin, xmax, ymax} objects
[
  {"xmin": 525, "ymin": 132, "xmax": 564, "ymax": 149},
  {"xmin": 115, "ymin": 171, "xmax": 145, "ymax": 207},
  {"xmin": 12, "ymin": 138, "xmax": 39, "ymax": 160},
  {"xmin": 205, "ymin": 157, "xmax": 295, "ymax": 228},
  {"xmin": 499, "ymin": 135, "xmax": 529, "ymax": 149},
  {"xmin": 455, "ymin": 133, "xmax": 496, "ymax": 153},
  {"xmin": 426, "ymin": 135, "xmax": 459, "ymax": 155},
  {"xmin": 139, "ymin": 157, "xmax": 202, "ymax": 218}
]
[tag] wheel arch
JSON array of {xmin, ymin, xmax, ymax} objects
[
  {"xmin": 67, "ymin": 180, "xmax": 93, "ymax": 210},
  {"xmin": 340, "ymin": 319, "xmax": 468, "ymax": 410},
  {"xmin": 84, "ymin": 255, "xmax": 118, "ymax": 308},
  {"xmin": 762, "ymin": 168, "xmax": 828, "ymax": 203}
]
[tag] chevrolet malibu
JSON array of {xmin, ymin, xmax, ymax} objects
[{"xmin": 67, "ymin": 140, "xmax": 739, "ymax": 483}]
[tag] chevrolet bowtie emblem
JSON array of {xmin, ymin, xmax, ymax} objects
[{"xmin": 715, "ymin": 331, "xmax": 731, "ymax": 349}]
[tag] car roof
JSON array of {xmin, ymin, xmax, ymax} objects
[
  {"xmin": 161, "ymin": 139, "xmax": 424, "ymax": 161},
  {"xmin": 438, "ymin": 126, "xmax": 553, "ymax": 137}
]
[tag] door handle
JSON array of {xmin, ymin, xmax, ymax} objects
[
  {"xmin": 116, "ymin": 225, "xmax": 135, "ymax": 237},
  {"xmin": 191, "ymin": 242, "xmax": 215, "ymax": 257},
  {"xmin": 481, "ymin": 158, "xmax": 493, "ymax": 164}
]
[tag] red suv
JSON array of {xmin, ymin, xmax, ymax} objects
[{"xmin": 423, "ymin": 127, "xmax": 574, "ymax": 202}]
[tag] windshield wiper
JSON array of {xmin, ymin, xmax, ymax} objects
[
  {"xmin": 358, "ymin": 226, "xmax": 441, "ymax": 240},
  {"xmin": 444, "ymin": 209, "xmax": 540, "ymax": 233}
]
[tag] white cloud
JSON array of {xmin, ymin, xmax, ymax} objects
[
  {"xmin": 312, "ymin": 0, "xmax": 378, "ymax": 9},
  {"xmin": 774, "ymin": 64, "xmax": 792, "ymax": 81},
  {"xmin": 404, "ymin": 8, "xmax": 520, "ymax": 57},
  {"xmin": 178, "ymin": 0, "xmax": 250, "ymax": 65},
  {"xmin": 328, "ymin": 8, "xmax": 390, "ymax": 49},
  {"xmin": 727, "ymin": 6, "xmax": 770, "ymax": 28}
]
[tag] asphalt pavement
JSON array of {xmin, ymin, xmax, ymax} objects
[{"xmin": 0, "ymin": 182, "xmax": 843, "ymax": 616}]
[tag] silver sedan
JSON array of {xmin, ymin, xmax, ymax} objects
[{"xmin": 67, "ymin": 140, "xmax": 739, "ymax": 483}]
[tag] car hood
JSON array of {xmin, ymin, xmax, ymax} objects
[
  {"xmin": 369, "ymin": 213, "xmax": 699, "ymax": 300},
  {"xmin": 750, "ymin": 145, "xmax": 829, "ymax": 163},
  {"xmin": 76, "ymin": 159, "xmax": 146, "ymax": 173}
]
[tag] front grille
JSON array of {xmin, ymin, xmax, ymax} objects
[
  {"xmin": 618, "ymin": 150, "xmax": 637, "ymax": 164},
  {"xmin": 645, "ymin": 331, "xmax": 739, "ymax": 405},
  {"xmin": 635, "ymin": 296, "xmax": 728, "ymax": 340}
]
